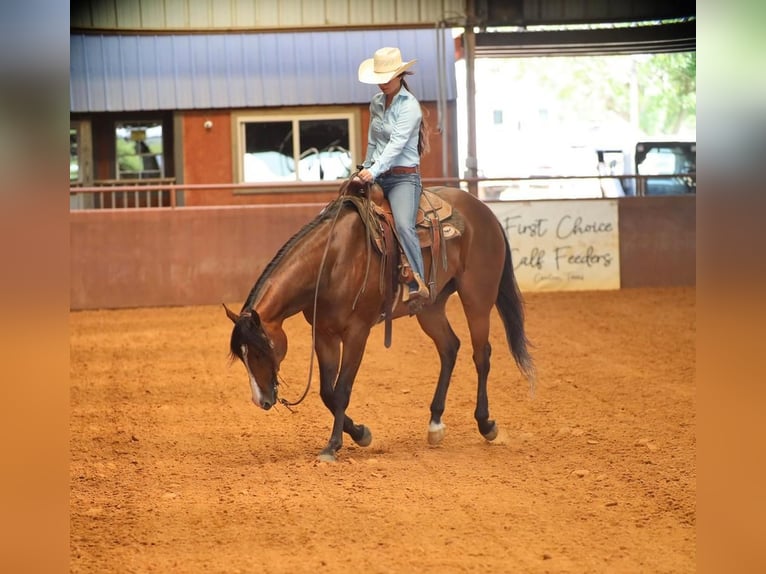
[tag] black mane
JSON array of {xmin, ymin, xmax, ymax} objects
[
  {"xmin": 240, "ymin": 198, "xmax": 346, "ymax": 313},
  {"xmin": 228, "ymin": 314, "xmax": 275, "ymax": 366}
]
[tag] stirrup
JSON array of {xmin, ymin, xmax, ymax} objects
[{"xmin": 404, "ymin": 273, "xmax": 429, "ymax": 302}]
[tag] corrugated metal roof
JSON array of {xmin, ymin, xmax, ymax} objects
[
  {"xmin": 70, "ymin": 29, "xmax": 457, "ymax": 113},
  {"xmin": 71, "ymin": 0, "xmax": 467, "ymax": 31}
]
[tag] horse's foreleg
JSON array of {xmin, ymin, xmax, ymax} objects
[
  {"xmin": 417, "ymin": 303, "xmax": 460, "ymax": 446},
  {"xmin": 317, "ymin": 332, "xmax": 369, "ymax": 462},
  {"xmin": 315, "ymin": 335, "xmax": 371, "ymax": 454}
]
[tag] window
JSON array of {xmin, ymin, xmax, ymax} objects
[
  {"xmin": 115, "ymin": 121, "xmax": 164, "ymax": 180},
  {"xmin": 236, "ymin": 111, "xmax": 357, "ymax": 184},
  {"xmin": 70, "ymin": 127, "xmax": 80, "ymax": 183}
]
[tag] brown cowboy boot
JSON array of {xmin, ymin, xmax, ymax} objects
[{"xmin": 407, "ymin": 272, "xmax": 430, "ymax": 301}]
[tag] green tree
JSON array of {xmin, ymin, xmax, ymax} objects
[
  {"xmin": 493, "ymin": 52, "xmax": 696, "ymax": 138},
  {"xmin": 637, "ymin": 52, "xmax": 696, "ymax": 135},
  {"xmin": 116, "ymin": 137, "xmax": 142, "ymax": 173}
]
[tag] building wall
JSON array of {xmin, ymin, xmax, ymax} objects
[
  {"xmin": 70, "ymin": 196, "xmax": 695, "ymax": 310},
  {"xmin": 72, "ymin": 110, "xmax": 176, "ymax": 181},
  {"xmin": 70, "ymin": 27, "xmax": 460, "ymax": 205},
  {"xmin": 70, "ymin": 30, "xmax": 457, "ymax": 113},
  {"xmin": 178, "ymin": 100, "xmax": 457, "ymax": 206},
  {"xmin": 72, "ymin": 99, "xmax": 458, "ymax": 207}
]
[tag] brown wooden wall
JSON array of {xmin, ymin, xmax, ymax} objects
[
  {"xmin": 70, "ymin": 196, "xmax": 695, "ymax": 310},
  {"xmin": 618, "ymin": 195, "xmax": 696, "ymax": 287},
  {"xmin": 70, "ymin": 204, "xmax": 324, "ymax": 310}
]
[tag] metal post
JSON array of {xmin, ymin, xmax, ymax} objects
[
  {"xmin": 436, "ymin": 23, "xmax": 449, "ymax": 179},
  {"xmin": 464, "ymin": 0, "xmax": 479, "ymax": 197}
]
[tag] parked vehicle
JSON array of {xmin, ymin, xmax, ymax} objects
[
  {"xmin": 477, "ymin": 138, "xmax": 695, "ymax": 201},
  {"xmin": 634, "ymin": 141, "xmax": 696, "ymax": 196},
  {"xmin": 481, "ymin": 144, "xmax": 626, "ymax": 201}
]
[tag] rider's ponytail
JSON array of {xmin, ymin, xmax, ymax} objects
[{"xmin": 400, "ymin": 76, "xmax": 430, "ymax": 157}]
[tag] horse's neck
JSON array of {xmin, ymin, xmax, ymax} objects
[
  {"xmin": 252, "ymin": 223, "xmax": 333, "ymax": 325},
  {"xmin": 253, "ymin": 271, "xmax": 312, "ymax": 325}
]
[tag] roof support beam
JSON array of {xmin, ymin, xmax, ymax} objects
[{"xmin": 473, "ymin": 21, "xmax": 696, "ymax": 57}]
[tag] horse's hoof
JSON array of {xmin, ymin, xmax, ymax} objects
[
  {"xmin": 354, "ymin": 425, "xmax": 372, "ymax": 447},
  {"xmin": 427, "ymin": 421, "xmax": 446, "ymax": 446},
  {"xmin": 482, "ymin": 421, "xmax": 499, "ymax": 442},
  {"xmin": 316, "ymin": 452, "xmax": 337, "ymax": 463}
]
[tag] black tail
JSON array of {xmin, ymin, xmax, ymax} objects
[{"xmin": 495, "ymin": 224, "xmax": 536, "ymax": 390}]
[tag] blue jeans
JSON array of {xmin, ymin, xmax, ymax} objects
[{"xmin": 377, "ymin": 172, "xmax": 425, "ymax": 282}]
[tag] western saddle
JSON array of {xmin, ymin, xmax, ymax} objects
[{"xmin": 338, "ymin": 180, "xmax": 464, "ymax": 347}]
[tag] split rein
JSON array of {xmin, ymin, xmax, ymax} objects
[{"xmin": 277, "ymin": 171, "xmax": 368, "ymax": 411}]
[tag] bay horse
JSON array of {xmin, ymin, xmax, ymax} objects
[{"xmin": 224, "ymin": 183, "xmax": 535, "ymax": 462}]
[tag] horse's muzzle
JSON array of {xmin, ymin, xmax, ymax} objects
[{"xmin": 252, "ymin": 396, "xmax": 274, "ymax": 410}]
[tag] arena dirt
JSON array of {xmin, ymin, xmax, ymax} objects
[{"xmin": 70, "ymin": 287, "xmax": 695, "ymax": 573}]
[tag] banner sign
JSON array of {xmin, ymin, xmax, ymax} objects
[{"xmin": 488, "ymin": 200, "xmax": 621, "ymax": 291}]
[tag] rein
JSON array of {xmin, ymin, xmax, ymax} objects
[{"xmin": 278, "ymin": 173, "xmax": 364, "ymax": 409}]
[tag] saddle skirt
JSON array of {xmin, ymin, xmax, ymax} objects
[
  {"xmin": 416, "ymin": 188, "xmax": 452, "ymax": 226},
  {"xmin": 414, "ymin": 188, "xmax": 462, "ymax": 243}
]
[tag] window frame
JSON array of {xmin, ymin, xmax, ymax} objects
[
  {"xmin": 233, "ymin": 108, "xmax": 360, "ymax": 190},
  {"xmin": 70, "ymin": 120, "xmax": 92, "ymax": 186},
  {"xmin": 114, "ymin": 119, "xmax": 165, "ymax": 181}
]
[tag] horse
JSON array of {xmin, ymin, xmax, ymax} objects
[{"xmin": 224, "ymin": 182, "xmax": 535, "ymax": 462}]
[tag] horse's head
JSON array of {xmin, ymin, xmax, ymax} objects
[{"xmin": 224, "ymin": 303, "xmax": 285, "ymax": 411}]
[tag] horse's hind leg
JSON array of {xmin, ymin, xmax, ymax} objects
[
  {"xmin": 416, "ymin": 298, "xmax": 460, "ymax": 445},
  {"xmin": 315, "ymin": 335, "xmax": 371, "ymax": 453},
  {"xmin": 458, "ymin": 287, "xmax": 499, "ymax": 442}
]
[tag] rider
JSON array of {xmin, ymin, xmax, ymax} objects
[{"xmin": 355, "ymin": 46, "xmax": 430, "ymax": 302}]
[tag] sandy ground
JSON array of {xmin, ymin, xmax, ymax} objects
[{"xmin": 70, "ymin": 287, "xmax": 695, "ymax": 573}]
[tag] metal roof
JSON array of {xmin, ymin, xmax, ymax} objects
[
  {"xmin": 70, "ymin": 29, "xmax": 457, "ymax": 113},
  {"xmin": 71, "ymin": 0, "xmax": 466, "ymax": 31}
]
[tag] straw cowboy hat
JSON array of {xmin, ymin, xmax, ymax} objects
[{"xmin": 358, "ymin": 47, "xmax": 417, "ymax": 84}]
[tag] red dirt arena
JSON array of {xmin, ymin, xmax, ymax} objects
[{"xmin": 70, "ymin": 286, "xmax": 695, "ymax": 573}]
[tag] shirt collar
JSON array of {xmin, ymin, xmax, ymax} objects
[{"xmin": 374, "ymin": 84, "xmax": 413, "ymax": 105}]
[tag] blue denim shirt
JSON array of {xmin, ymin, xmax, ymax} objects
[{"xmin": 363, "ymin": 85, "xmax": 422, "ymax": 180}]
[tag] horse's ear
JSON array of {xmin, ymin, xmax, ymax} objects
[
  {"xmin": 249, "ymin": 311, "xmax": 261, "ymax": 327},
  {"xmin": 222, "ymin": 303, "xmax": 239, "ymax": 324}
]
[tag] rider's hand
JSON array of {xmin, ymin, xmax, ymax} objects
[{"xmin": 357, "ymin": 169, "xmax": 374, "ymax": 183}]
